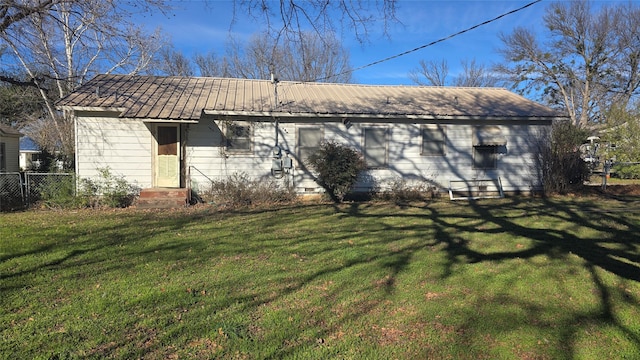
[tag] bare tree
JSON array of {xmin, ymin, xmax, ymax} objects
[
  {"xmin": 0, "ymin": 0, "xmax": 63, "ymax": 33},
  {"xmin": 223, "ymin": 31, "xmax": 352, "ymax": 83},
  {"xmin": 234, "ymin": 0, "xmax": 398, "ymax": 44},
  {"xmin": 0, "ymin": 0, "xmax": 167, "ymax": 158},
  {"xmin": 495, "ymin": 0, "xmax": 640, "ymax": 128},
  {"xmin": 409, "ymin": 59, "xmax": 449, "ymax": 87},
  {"xmin": 410, "ymin": 58, "xmax": 500, "ymax": 87},
  {"xmin": 157, "ymin": 47, "xmax": 195, "ymax": 77},
  {"xmin": 193, "ymin": 51, "xmax": 226, "ymax": 77},
  {"xmin": 609, "ymin": 2, "xmax": 640, "ymax": 108}
]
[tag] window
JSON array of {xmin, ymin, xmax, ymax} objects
[
  {"xmin": 0, "ymin": 142, "xmax": 5, "ymax": 171},
  {"xmin": 421, "ymin": 125, "xmax": 445, "ymax": 156},
  {"xmin": 225, "ymin": 123, "xmax": 252, "ymax": 152},
  {"xmin": 364, "ymin": 127, "xmax": 388, "ymax": 168},
  {"xmin": 473, "ymin": 146, "xmax": 497, "ymax": 169},
  {"xmin": 157, "ymin": 125, "xmax": 178, "ymax": 156},
  {"xmin": 298, "ymin": 127, "xmax": 323, "ymax": 168}
]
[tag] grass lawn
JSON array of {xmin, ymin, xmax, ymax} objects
[{"xmin": 1, "ymin": 196, "xmax": 640, "ymax": 359}]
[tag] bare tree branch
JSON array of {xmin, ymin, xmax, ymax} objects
[
  {"xmin": 222, "ymin": 31, "xmax": 352, "ymax": 83},
  {"xmin": 410, "ymin": 58, "xmax": 500, "ymax": 88},
  {"xmin": 496, "ymin": 0, "xmax": 640, "ymax": 127},
  {"xmin": 236, "ymin": 0, "xmax": 398, "ymax": 44},
  {"xmin": 0, "ymin": 0, "xmax": 60, "ymax": 33},
  {"xmin": 0, "ymin": 0, "xmax": 168, "ymax": 157}
]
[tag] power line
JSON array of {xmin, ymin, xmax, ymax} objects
[{"xmin": 315, "ymin": 0, "xmax": 543, "ymax": 83}]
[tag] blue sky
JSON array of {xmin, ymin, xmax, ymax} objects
[{"xmin": 140, "ymin": 1, "xmax": 549, "ymax": 85}]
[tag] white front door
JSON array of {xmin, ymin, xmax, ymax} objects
[{"xmin": 155, "ymin": 124, "xmax": 180, "ymax": 188}]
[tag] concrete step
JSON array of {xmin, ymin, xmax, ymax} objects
[
  {"xmin": 139, "ymin": 188, "xmax": 189, "ymax": 198},
  {"xmin": 137, "ymin": 198, "xmax": 187, "ymax": 209},
  {"xmin": 136, "ymin": 188, "xmax": 189, "ymax": 209}
]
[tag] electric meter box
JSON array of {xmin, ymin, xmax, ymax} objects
[
  {"xmin": 283, "ymin": 157, "xmax": 293, "ymax": 169},
  {"xmin": 272, "ymin": 159, "xmax": 283, "ymax": 172}
]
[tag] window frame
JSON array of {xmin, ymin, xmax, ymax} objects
[
  {"xmin": 421, "ymin": 125, "xmax": 446, "ymax": 156},
  {"xmin": 473, "ymin": 145, "xmax": 498, "ymax": 169},
  {"xmin": 363, "ymin": 127, "xmax": 388, "ymax": 169},
  {"xmin": 297, "ymin": 126, "xmax": 324, "ymax": 169},
  {"xmin": 224, "ymin": 121, "xmax": 253, "ymax": 153}
]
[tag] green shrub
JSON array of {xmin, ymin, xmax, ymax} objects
[
  {"xmin": 613, "ymin": 164, "xmax": 640, "ymax": 179},
  {"xmin": 38, "ymin": 174, "xmax": 83, "ymax": 209},
  {"xmin": 204, "ymin": 173, "xmax": 297, "ymax": 208},
  {"xmin": 307, "ymin": 141, "xmax": 367, "ymax": 202},
  {"xmin": 39, "ymin": 168, "xmax": 138, "ymax": 209},
  {"xmin": 86, "ymin": 167, "xmax": 139, "ymax": 208}
]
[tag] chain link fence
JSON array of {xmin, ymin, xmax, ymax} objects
[
  {"xmin": 0, "ymin": 172, "xmax": 75, "ymax": 211},
  {"xmin": 0, "ymin": 173, "xmax": 24, "ymax": 211}
]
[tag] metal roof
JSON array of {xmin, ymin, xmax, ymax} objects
[
  {"xmin": 56, "ymin": 74, "xmax": 566, "ymax": 121},
  {"xmin": 20, "ymin": 136, "xmax": 40, "ymax": 151},
  {"xmin": 0, "ymin": 124, "xmax": 22, "ymax": 137}
]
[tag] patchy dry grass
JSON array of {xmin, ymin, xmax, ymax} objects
[{"xmin": 1, "ymin": 196, "xmax": 639, "ymax": 359}]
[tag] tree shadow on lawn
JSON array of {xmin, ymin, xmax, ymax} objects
[
  {"xmin": 3, "ymin": 199, "xmax": 639, "ymax": 358},
  {"xmin": 337, "ymin": 197, "xmax": 640, "ymax": 358},
  {"xmin": 0, "ymin": 210, "xmax": 214, "ymax": 292},
  {"xmin": 142, "ymin": 198, "xmax": 640, "ymax": 358},
  {"xmin": 467, "ymin": 198, "xmax": 640, "ymax": 355}
]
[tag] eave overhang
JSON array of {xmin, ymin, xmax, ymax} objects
[{"xmin": 203, "ymin": 109, "xmax": 565, "ymax": 122}]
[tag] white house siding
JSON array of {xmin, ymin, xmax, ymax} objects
[
  {"xmin": 340, "ymin": 122, "xmax": 545, "ymax": 194},
  {"xmin": 495, "ymin": 124, "xmax": 546, "ymax": 192},
  {"xmin": 185, "ymin": 117, "xmax": 281, "ymax": 193},
  {"xmin": 185, "ymin": 117, "xmax": 548, "ymax": 196},
  {"xmin": 75, "ymin": 114, "xmax": 153, "ymax": 188},
  {"xmin": 0, "ymin": 134, "xmax": 20, "ymax": 172}
]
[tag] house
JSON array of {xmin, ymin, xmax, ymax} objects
[
  {"xmin": 56, "ymin": 74, "xmax": 566, "ymax": 203},
  {"xmin": 0, "ymin": 124, "xmax": 22, "ymax": 173},
  {"xmin": 20, "ymin": 137, "xmax": 41, "ymax": 170},
  {"xmin": 19, "ymin": 137, "xmax": 64, "ymax": 171}
]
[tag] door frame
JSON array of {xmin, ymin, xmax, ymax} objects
[{"xmin": 152, "ymin": 123, "xmax": 181, "ymax": 188}]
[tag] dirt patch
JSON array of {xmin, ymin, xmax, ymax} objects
[{"xmin": 582, "ymin": 184, "xmax": 640, "ymax": 197}]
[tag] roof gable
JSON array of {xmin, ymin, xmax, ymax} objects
[
  {"xmin": 57, "ymin": 74, "xmax": 566, "ymax": 121},
  {"xmin": 0, "ymin": 124, "xmax": 22, "ymax": 137}
]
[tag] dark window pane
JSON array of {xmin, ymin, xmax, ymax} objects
[
  {"xmin": 364, "ymin": 128, "xmax": 387, "ymax": 168},
  {"xmin": 157, "ymin": 126, "xmax": 177, "ymax": 155},
  {"xmin": 422, "ymin": 126, "xmax": 445, "ymax": 156},
  {"xmin": 365, "ymin": 128, "xmax": 386, "ymax": 147},
  {"xmin": 474, "ymin": 146, "xmax": 496, "ymax": 169},
  {"xmin": 0, "ymin": 142, "xmax": 5, "ymax": 170},
  {"xmin": 298, "ymin": 128, "xmax": 322, "ymax": 165},
  {"xmin": 226, "ymin": 124, "xmax": 251, "ymax": 151}
]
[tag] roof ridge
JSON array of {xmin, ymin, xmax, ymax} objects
[
  {"xmin": 92, "ymin": 74, "xmax": 508, "ymax": 91},
  {"xmin": 278, "ymin": 81, "xmax": 509, "ymax": 91}
]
